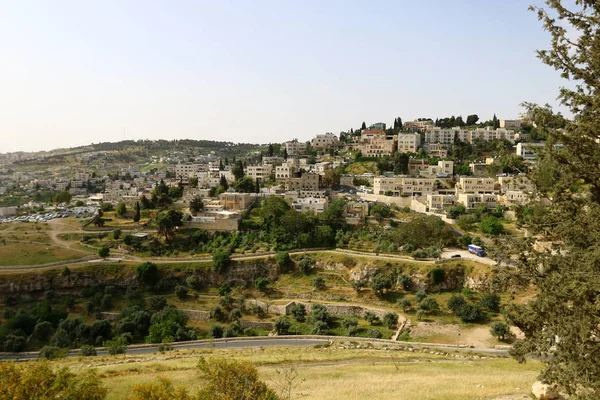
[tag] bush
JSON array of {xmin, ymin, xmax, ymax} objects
[
  {"xmin": 479, "ymin": 293, "xmax": 501, "ymax": 312},
  {"xmin": 210, "ymin": 325, "xmax": 224, "ymax": 338},
  {"xmin": 212, "ymin": 249, "xmax": 231, "ymax": 273},
  {"xmin": 185, "ymin": 275, "xmax": 201, "ymax": 290},
  {"xmin": 275, "ymin": 251, "xmax": 291, "ymax": 268},
  {"xmin": 309, "ymin": 304, "xmax": 330, "ymax": 325},
  {"xmin": 3, "ymin": 335, "xmax": 26, "ymax": 352},
  {"xmin": 98, "ymin": 247, "xmax": 110, "ymax": 258},
  {"xmin": 0, "ymin": 362, "xmax": 107, "ymax": 400},
  {"xmin": 298, "ymin": 255, "xmax": 314, "ymax": 274},
  {"xmin": 147, "ymin": 296, "xmax": 167, "ymax": 311},
  {"xmin": 479, "ymin": 216, "xmax": 505, "ymax": 235},
  {"xmin": 428, "ymin": 268, "xmax": 445, "ymax": 285},
  {"xmin": 418, "ymin": 298, "xmax": 440, "ymax": 314},
  {"xmin": 364, "ymin": 311, "xmax": 379, "ymax": 325},
  {"xmin": 455, "ymin": 304, "xmax": 484, "ymax": 323},
  {"xmin": 123, "ymin": 235, "xmax": 133, "ymax": 245},
  {"xmin": 311, "ymin": 321, "xmax": 329, "ymax": 335},
  {"xmin": 79, "ymin": 344, "xmax": 97, "ymax": 356},
  {"xmin": 398, "ymin": 298, "xmax": 412, "ymax": 312},
  {"xmin": 447, "ymin": 294, "xmax": 468, "ymax": 313},
  {"xmin": 39, "ymin": 345, "xmax": 65, "ymax": 359},
  {"xmin": 136, "ymin": 262, "xmax": 159, "ymax": 287},
  {"xmin": 254, "ymin": 277, "xmax": 270, "ymax": 292},
  {"xmin": 112, "ymin": 229, "xmax": 122, "ymax": 240},
  {"xmin": 490, "ymin": 321, "xmax": 513, "ymax": 342},
  {"xmin": 398, "ymin": 274, "xmax": 412, "ymax": 290},
  {"xmin": 229, "ymin": 308, "xmax": 243, "ymax": 322},
  {"xmin": 414, "ymin": 290, "xmax": 428, "ymax": 303},
  {"xmin": 174, "ymin": 285, "xmax": 188, "ymax": 300},
  {"xmin": 312, "ymin": 276, "xmax": 326, "ymax": 290},
  {"xmin": 290, "ymin": 303, "xmax": 306, "ymax": 322},
  {"xmin": 274, "ymin": 317, "xmax": 291, "ymax": 335},
  {"xmin": 104, "ymin": 336, "xmax": 128, "ymax": 355},
  {"xmin": 382, "ymin": 312, "xmax": 399, "ymax": 329},
  {"xmin": 368, "ymin": 329, "xmax": 382, "ymax": 339},
  {"xmin": 210, "ymin": 306, "xmax": 226, "ymax": 322}
]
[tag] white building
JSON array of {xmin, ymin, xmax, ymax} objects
[
  {"xmin": 245, "ymin": 165, "xmax": 273, "ymax": 181},
  {"xmin": 284, "ymin": 139, "xmax": 307, "ymax": 156},
  {"xmin": 457, "ymin": 193, "xmax": 498, "ymax": 210},
  {"xmin": 292, "ymin": 197, "xmax": 328, "ymax": 213},
  {"xmin": 397, "ymin": 132, "xmax": 420, "ymax": 153},
  {"xmin": 311, "ymin": 133, "xmax": 340, "ymax": 149}
]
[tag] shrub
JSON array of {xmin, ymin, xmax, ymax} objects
[
  {"xmin": 309, "ymin": 304, "xmax": 330, "ymax": 325},
  {"xmin": 398, "ymin": 298, "xmax": 412, "ymax": 312},
  {"xmin": 447, "ymin": 294, "xmax": 468, "ymax": 313},
  {"xmin": 428, "ymin": 268, "xmax": 445, "ymax": 285},
  {"xmin": 210, "ymin": 306, "xmax": 226, "ymax": 322},
  {"xmin": 39, "ymin": 345, "xmax": 65, "ymax": 359},
  {"xmin": 104, "ymin": 336, "xmax": 128, "ymax": 355},
  {"xmin": 364, "ymin": 311, "xmax": 379, "ymax": 325},
  {"xmin": 455, "ymin": 304, "xmax": 484, "ymax": 323},
  {"xmin": 174, "ymin": 285, "xmax": 188, "ymax": 300},
  {"xmin": 129, "ymin": 377, "xmax": 191, "ymax": 400},
  {"xmin": 479, "ymin": 216, "xmax": 504, "ymax": 235},
  {"xmin": 210, "ymin": 325, "xmax": 224, "ymax": 338},
  {"xmin": 290, "ymin": 303, "xmax": 306, "ymax": 322},
  {"xmin": 490, "ymin": 321, "xmax": 513, "ymax": 342},
  {"xmin": 147, "ymin": 296, "xmax": 167, "ymax": 311},
  {"xmin": 398, "ymin": 274, "xmax": 412, "ymax": 290},
  {"xmin": 414, "ymin": 290, "xmax": 428, "ymax": 303},
  {"xmin": 311, "ymin": 321, "xmax": 329, "ymax": 335},
  {"xmin": 382, "ymin": 312, "xmax": 399, "ymax": 329},
  {"xmin": 0, "ymin": 362, "xmax": 107, "ymax": 400},
  {"xmin": 98, "ymin": 247, "xmax": 110, "ymax": 258},
  {"xmin": 368, "ymin": 329, "xmax": 382, "ymax": 339},
  {"xmin": 298, "ymin": 255, "xmax": 314, "ymax": 274},
  {"xmin": 61, "ymin": 266, "xmax": 71, "ymax": 276},
  {"xmin": 3, "ymin": 335, "xmax": 26, "ymax": 352},
  {"xmin": 274, "ymin": 317, "xmax": 291, "ymax": 335},
  {"xmin": 123, "ymin": 235, "xmax": 133, "ymax": 245},
  {"xmin": 112, "ymin": 229, "xmax": 122, "ymax": 240},
  {"xmin": 79, "ymin": 345, "xmax": 97, "ymax": 356},
  {"xmin": 418, "ymin": 298, "xmax": 440, "ymax": 314},
  {"xmin": 312, "ymin": 276, "xmax": 326, "ymax": 290},
  {"xmin": 254, "ymin": 277, "xmax": 270, "ymax": 292},
  {"xmin": 185, "ymin": 275, "xmax": 201, "ymax": 290},
  {"xmin": 196, "ymin": 357, "xmax": 279, "ymax": 400},
  {"xmin": 479, "ymin": 293, "xmax": 501, "ymax": 312},
  {"xmin": 136, "ymin": 262, "xmax": 159, "ymax": 287},
  {"xmin": 212, "ymin": 249, "xmax": 231, "ymax": 273},
  {"xmin": 275, "ymin": 251, "xmax": 291, "ymax": 267},
  {"xmin": 219, "ymin": 295, "xmax": 234, "ymax": 310},
  {"xmin": 218, "ymin": 283, "xmax": 232, "ymax": 296},
  {"xmin": 229, "ymin": 308, "xmax": 243, "ymax": 322}
]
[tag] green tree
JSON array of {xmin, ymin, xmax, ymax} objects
[
  {"xmin": 290, "ymin": 303, "xmax": 306, "ymax": 322},
  {"xmin": 254, "ymin": 277, "xmax": 270, "ymax": 292},
  {"xmin": 53, "ymin": 191, "xmax": 72, "ymax": 204},
  {"xmin": 233, "ymin": 176, "xmax": 255, "ymax": 193},
  {"xmin": 382, "ymin": 312, "xmax": 399, "ymax": 329},
  {"xmin": 133, "ymin": 201, "xmax": 141, "ymax": 224},
  {"xmin": 174, "ymin": 285, "xmax": 188, "ymax": 300},
  {"xmin": 189, "ymin": 196, "xmax": 204, "ymax": 214},
  {"xmin": 212, "ymin": 249, "xmax": 231, "ymax": 273},
  {"xmin": 98, "ymin": 247, "xmax": 110, "ymax": 258},
  {"xmin": 189, "ymin": 177, "xmax": 199, "ymax": 188},
  {"xmin": 274, "ymin": 317, "xmax": 291, "ymax": 335},
  {"xmin": 136, "ymin": 262, "xmax": 159, "ymax": 287},
  {"xmin": 116, "ymin": 201, "xmax": 127, "ymax": 217},
  {"xmin": 479, "ymin": 216, "xmax": 504, "ymax": 235},
  {"xmin": 156, "ymin": 209, "xmax": 183, "ymax": 241},
  {"xmin": 490, "ymin": 321, "xmax": 512, "ymax": 342}
]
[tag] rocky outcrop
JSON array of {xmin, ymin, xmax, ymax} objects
[{"xmin": 531, "ymin": 381, "xmax": 561, "ymax": 399}]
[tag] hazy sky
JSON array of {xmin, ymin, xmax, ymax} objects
[{"xmin": 1, "ymin": 0, "xmax": 566, "ymax": 153}]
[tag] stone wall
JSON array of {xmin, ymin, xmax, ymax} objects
[
  {"xmin": 250, "ymin": 300, "xmax": 391, "ymax": 319},
  {"xmin": 181, "ymin": 309, "xmax": 211, "ymax": 320},
  {"xmin": 240, "ymin": 320, "xmax": 273, "ymax": 329}
]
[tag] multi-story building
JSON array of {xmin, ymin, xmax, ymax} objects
[
  {"xmin": 368, "ymin": 122, "xmax": 386, "ymax": 130},
  {"xmin": 245, "ymin": 165, "xmax": 273, "ymax": 181},
  {"xmin": 397, "ymin": 133, "xmax": 420, "ymax": 153},
  {"xmin": 275, "ymin": 165, "xmax": 292, "ymax": 181},
  {"xmin": 403, "ymin": 120, "xmax": 434, "ymax": 132},
  {"xmin": 426, "ymin": 194, "xmax": 457, "ymax": 213},
  {"xmin": 425, "ymin": 127, "xmax": 515, "ymax": 145},
  {"xmin": 262, "ymin": 156, "xmax": 284, "ymax": 166},
  {"xmin": 408, "ymin": 159, "xmax": 431, "ymax": 176},
  {"xmin": 497, "ymin": 175, "xmax": 534, "ymax": 193},
  {"xmin": 292, "ymin": 197, "xmax": 328, "ymax": 213},
  {"xmin": 358, "ymin": 135, "xmax": 397, "ymax": 157},
  {"xmin": 516, "ymin": 142, "xmax": 544, "ymax": 161},
  {"xmin": 173, "ymin": 163, "xmax": 208, "ymax": 179},
  {"xmin": 311, "ymin": 133, "xmax": 340, "ymax": 149},
  {"xmin": 502, "ymin": 190, "xmax": 529, "ymax": 206},
  {"xmin": 219, "ymin": 192, "xmax": 252, "ymax": 211},
  {"xmin": 455, "ymin": 177, "xmax": 497, "ymax": 194},
  {"xmin": 373, "ymin": 176, "xmax": 435, "ymax": 196},
  {"xmin": 286, "ymin": 172, "xmax": 320, "ymax": 191},
  {"xmin": 457, "ymin": 193, "xmax": 498, "ymax": 210},
  {"xmin": 284, "ymin": 139, "xmax": 307, "ymax": 156},
  {"xmin": 75, "ymin": 172, "xmax": 90, "ymax": 181},
  {"xmin": 424, "ymin": 127, "xmax": 457, "ymax": 146},
  {"xmin": 500, "ymin": 120, "xmax": 522, "ymax": 129},
  {"xmin": 425, "ymin": 143, "xmax": 448, "ymax": 158},
  {"xmin": 419, "ymin": 160, "xmax": 454, "ymax": 177}
]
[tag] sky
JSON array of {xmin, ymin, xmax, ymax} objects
[{"xmin": 0, "ymin": 0, "xmax": 567, "ymax": 153}]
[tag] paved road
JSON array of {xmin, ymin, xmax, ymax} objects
[
  {"xmin": 0, "ymin": 336, "xmax": 511, "ymax": 362},
  {"xmin": 440, "ymin": 249, "xmax": 498, "ymax": 266}
]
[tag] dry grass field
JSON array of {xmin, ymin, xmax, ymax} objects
[{"xmin": 54, "ymin": 343, "xmax": 541, "ymax": 400}]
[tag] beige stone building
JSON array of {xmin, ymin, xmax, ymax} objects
[
  {"xmin": 397, "ymin": 133, "xmax": 420, "ymax": 153},
  {"xmin": 286, "ymin": 172, "xmax": 320, "ymax": 191},
  {"xmin": 457, "ymin": 193, "xmax": 498, "ymax": 210},
  {"xmin": 245, "ymin": 165, "xmax": 273, "ymax": 181},
  {"xmin": 219, "ymin": 192, "xmax": 252, "ymax": 211},
  {"xmin": 373, "ymin": 176, "xmax": 435, "ymax": 196},
  {"xmin": 455, "ymin": 177, "xmax": 497, "ymax": 194},
  {"xmin": 311, "ymin": 133, "xmax": 340, "ymax": 149}
]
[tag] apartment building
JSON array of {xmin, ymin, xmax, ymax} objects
[
  {"xmin": 284, "ymin": 139, "xmax": 307, "ymax": 156},
  {"xmin": 503, "ymin": 190, "xmax": 529, "ymax": 206},
  {"xmin": 397, "ymin": 133, "xmax": 420, "ymax": 153},
  {"xmin": 425, "ymin": 144, "xmax": 448, "ymax": 158},
  {"xmin": 457, "ymin": 193, "xmax": 498, "ymax": 210},
  {"xmin": 516, "ymin": 142, "xmax": 544, "ymax": 161},
  {"xmin": 373, "ymin": 176, "xmax": 435, "ymax": 196},
  {"xmin": 173, "ymin": 163, "xmax": 208, "ymax": 179},
  {"xmin": 311, "ymin": 133, "xmax": 340, "ymax": 149},
  {"xmin": 500, "ymin": 120, "xmax": 522, "ymax": 129},
  {"xmin": 358, "ymin": 135, "xmax": 397, "ymax": 157},
  {"xmin": 292, "ymin": 197, "xmax": 328, "ymax": 213},
  {"xmin": 262, "ymin": 156, "xmax": 284, "ymax": 166},
  {"xmin": 424, "ymin": 127, "xmax": 515, "ymax": 145},
  {"xmin": 286, "ymin": 172, "xmax": 320, "ymax": 191},
  {"xmin": 219, "ymin": 192, "xmax": 252, "ymax": 211},
  {"xmin": 403, "ymin": 120, "xmax": 434, "ymax": 132},
  {"xmin": 455, "ymin": 177, "xmax": 497, "ymax": 194},
  {"xmin": 344, "ymin": 200, "xmax": 370, "ymax": 218},
  {"xmin": 408, "ymin": 159, "xmax": 431, "ymax": 176},
  {"xmin": 497, "ymin": 175, "xmax": 534, "ymax": 193},
  {"xmin": 245, "ymin": 165, "xmax": 273, "ymax": 181},
  {"xmin": 426, "ymin": 194, "xmax": 457, "ymax": 212},
  {"xmin": 419, "ymin": 160, "xmax": 454, "ymax": 177},
  {"xmin": 75, "ymin": 172, "xmax": 90, "ymax": 181},
  {"xmin": 275, "ymin": 165, "xmax": 292, "ymax": 180},
  {"xmin": 424, "ymin": 128, "xmax": 457, "ymax": 145}
]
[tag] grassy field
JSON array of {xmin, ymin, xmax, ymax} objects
[
  {"xmin": 0, "ymin": 242, "xmax": 85, "ymax": 266},
  {"xmin": 53, "ymin": 344, "xmax": 541, "ymax": 400}
]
